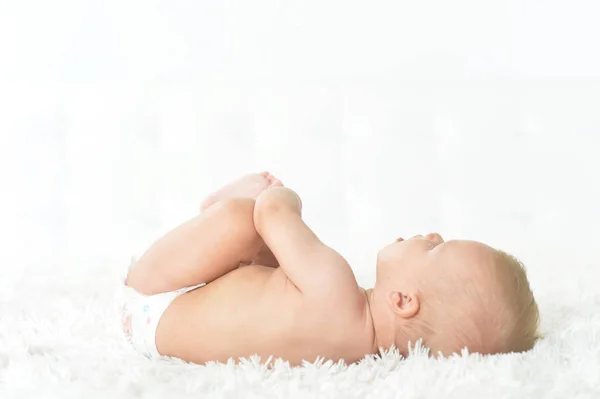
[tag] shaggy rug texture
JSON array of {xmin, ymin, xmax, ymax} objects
[{"xmin": 1, "ymin": 258, "xmax": 599, "ymax": 399}]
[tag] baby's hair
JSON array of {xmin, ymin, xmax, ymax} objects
[
  {"xmin": 495, "ymin": 250, "xmax": 541, "ymax": 352},
  {"xmin": 410, "ymin": 249, "xmax": 540, "ymax": 357}
]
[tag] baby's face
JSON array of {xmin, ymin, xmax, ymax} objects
[{"xmin": 376, "ymin": 233, "xmax": 497, "ymax": 291}]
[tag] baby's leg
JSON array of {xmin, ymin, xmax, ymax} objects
[
  {"xmin": 201, "ymin": 172, "xmax": 280, "ymax": 268},
  {"xmin": 200, "ymin": 171, "xmax": 282, "ymax": 212},
  {"xmin": 126, "ymin": 198, "xmax": 261, "ymax": 295},
  {"xmin": 126, "ymin": 173, "xmax": 282, "ymax": 296}
]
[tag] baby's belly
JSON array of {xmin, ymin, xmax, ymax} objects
[
  {"xmin": 156, "ymin": 265, "xmax": 365, "ymax": 366},
  {"xmin": 156, "ymin": 265, "xmax": 298, "ymax": 363}
]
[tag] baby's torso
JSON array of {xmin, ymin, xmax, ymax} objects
[{"xmin": 156, "ymin": 265, "xmax": 374, "ymax": 366}]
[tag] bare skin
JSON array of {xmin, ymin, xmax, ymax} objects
[
  {"xmin": 126, "ymin": 173, "xmax": 377, "ymax": 366},
  {"xmin": 125, "ymin": 172, "xmax": 537, "ymax": 364}
]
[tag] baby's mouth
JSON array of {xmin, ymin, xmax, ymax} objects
[{"xmin": 396, "ymin": 237, "xmax": 404, "ymax": 242}]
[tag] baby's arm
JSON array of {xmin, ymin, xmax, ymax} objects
[{"xmin": 254, "ymin": 187, "xmax": 359, "ymax": 294}]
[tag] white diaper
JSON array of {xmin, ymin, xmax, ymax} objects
[{"xmin": 115, "ymin": 258, "xmax": 205, "ymax": 358}]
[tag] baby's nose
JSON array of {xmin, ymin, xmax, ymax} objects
[{"xmin": 425, "ymin": 232, "xmax": 444, "ymax": 244}]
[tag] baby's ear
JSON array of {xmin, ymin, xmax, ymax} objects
[{"xmin": 387, "ymin": 291, "xmax": 420, "ymax": 318}]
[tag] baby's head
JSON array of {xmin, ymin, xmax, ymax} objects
[{"xmin": 371, "ymin": 233, "xmax": 539, "ymax": 357}]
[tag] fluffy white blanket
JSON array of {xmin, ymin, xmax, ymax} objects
[{"xmin": 1, "ymin": 261, "xmax": 598, "ymax": 399}]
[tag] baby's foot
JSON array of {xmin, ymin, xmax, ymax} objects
[{"xmin": 200, "ymin": 172, "xmax": 283, "ymax": 212}]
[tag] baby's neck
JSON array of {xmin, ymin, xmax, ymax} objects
[
  {"xmin": 364, "ymin": 287, "xmax": 410, "ymax": 355},
  {"xmin": 362, "ymin": 288, "xmax": 379, "ymax": 353},
  {"xmin": 364, "ymin": 288, "xmax": 391, "ymax": 352}
]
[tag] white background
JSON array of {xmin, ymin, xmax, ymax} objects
[{"xmin": 1, "ymin": 0, "xmax": 599, "ymax": 310}]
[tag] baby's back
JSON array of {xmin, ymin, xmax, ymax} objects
[{"xmin": 155, "ymin": 265, "xmax": 373, "ymax": 365}]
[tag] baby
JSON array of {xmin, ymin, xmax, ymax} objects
[{"xmin": 118, "ymin": 172, "xmax": 540, "ymax": 366}]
